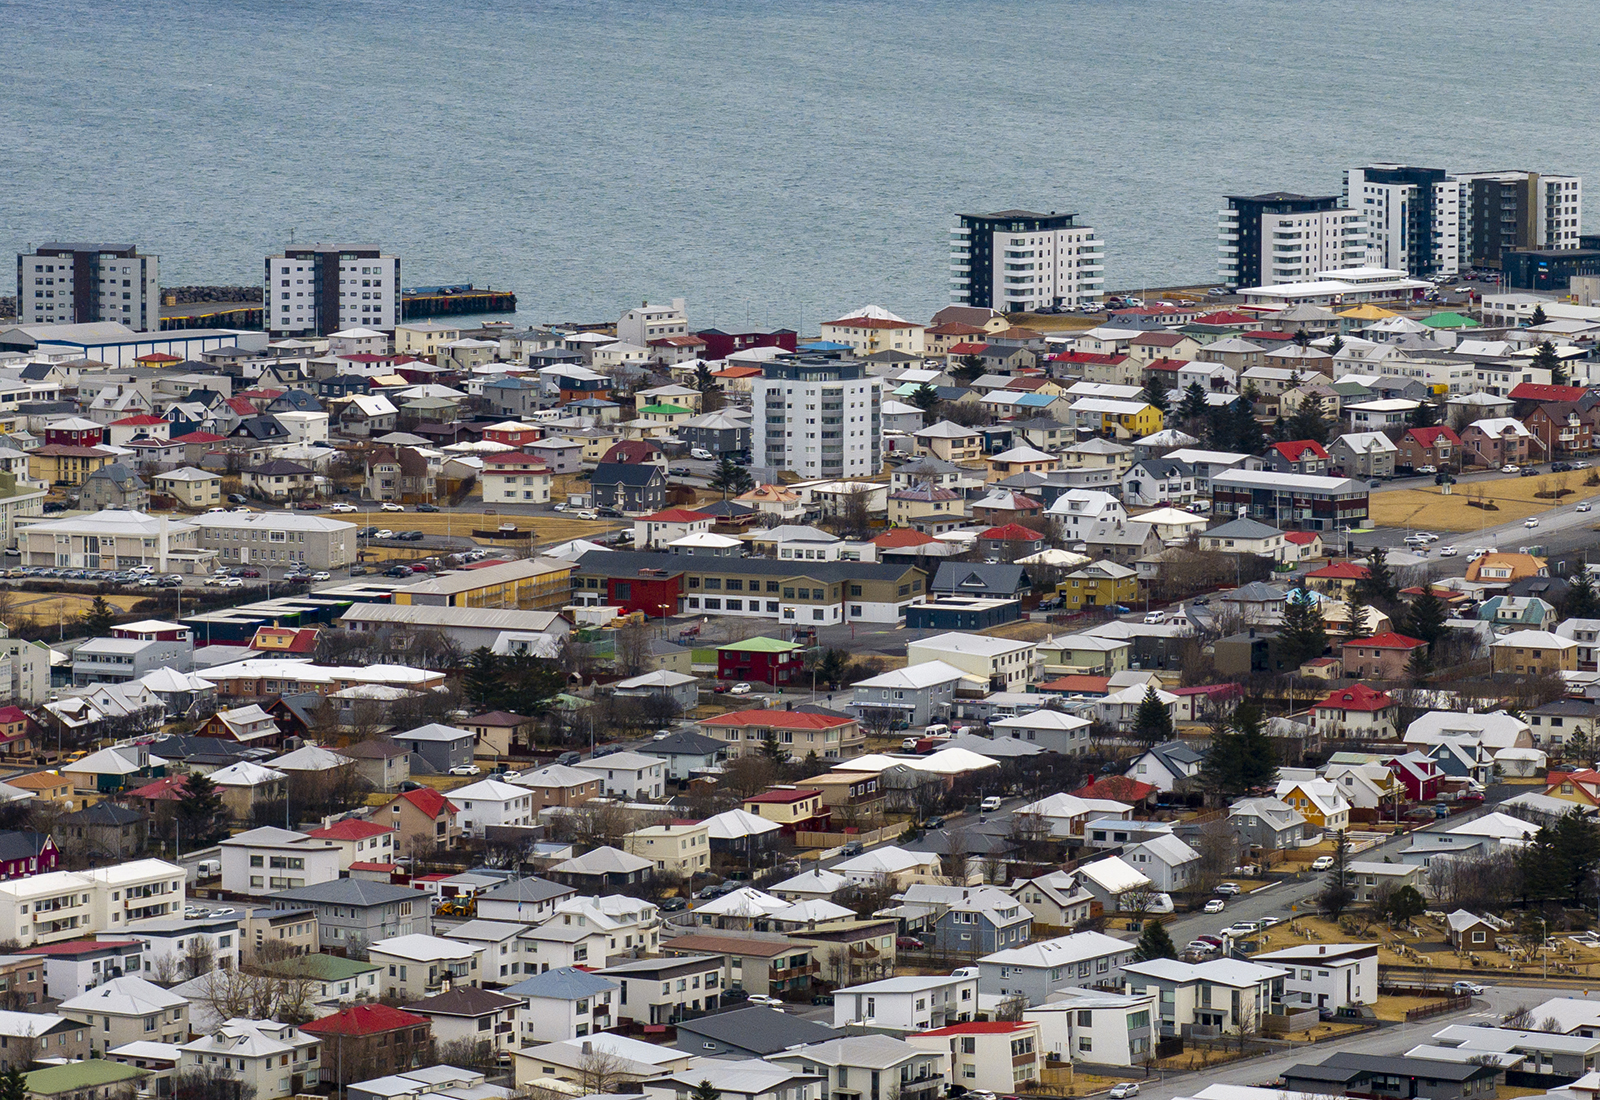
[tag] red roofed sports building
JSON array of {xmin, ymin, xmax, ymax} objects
[
  {"xmin": 1313, "ymin": 683, "xmax": 1398, "ymax": 740},
  {"xmin": 1341, "ymin": 633, "xmax": 1426, "ymax": 681},
  {"xmin": 1267, "ymin": 440, "xmax": 1331, "ymax": 475},
  {"xmin": 702, "ymin": 708, "xmax": 865, "ymax": 761}
]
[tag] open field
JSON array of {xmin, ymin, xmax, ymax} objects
[
  {"xmin": 1369, "ymin": 470, "xmax": 1600, "ymax": 531},
  {"xmin": 8, "ymin": 590, "xmax": 149, "ymax": 625}
]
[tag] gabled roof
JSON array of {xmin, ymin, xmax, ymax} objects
[
  {"xmin": 1270, "ymin": 440, "xmax": 1329, "ymax": 462},
  {"xmin": 1347, "ymin": 632, "xmax": 1426, "ymax": 650}
]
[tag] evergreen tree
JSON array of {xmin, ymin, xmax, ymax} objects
[
  {"xmin": 909, "ymin": 383, "xmax": 942, "ymax": 426},
  {"xmin": 0, "ymin": 1063, "xmax": 27, "ymax": 1100},
  {"xmin": 461, "ymin": 647, "xmax": 503, "ymax": 710},
  {"xmin": 1227, "ymin": 398, "xmax": 1265, "ymax": 454},
  {"xmin": 1567, "ymin": 726, "xmax": 1592, "ymax": 767},
  {"xmin": 1406, "ymin": 644, "xmax": 1432, "ymax": 686},
  {"xmin": 952, "ymin": 354, "xmax": 985, "ymax": 385},
  {"xmin": 1141, "ymin": 377, "xmax": 1170, "ymax": 419},
  {"xmin": 1278, "ymin": 586, "xmax": 1327, "ymax": 668},
  {"xmin": 1201, "ymin": 701, "xmax": 1279, "ymax": 800},
  {"xmin": 758, "ymin": 730, "xmax": 791, "ymax": 766},
  {"xmin": 1531, "ymin": 304, "xmax": 1550, "ymax": 327},
  {"xmin": 692, "ymin": 362, "xmax": 726, "ymax": 413},
  {"xmin": 690, "ymin": 1083, "xmax": 722, "ymax": 1100},
  {"xmin": 1359, "ymin": 546, "xmax": 1399, "ymax": 606},
  {"xmin": 1401, "ymin": 587, "xmax": 1447, "ymax": 646},
  {"xmin": 1534, "ymin": 340, "xmax": 1563, "ymax": 384},
  {"xmin": 1344, "ymin": 589, "xmax": 1373, "ymax": 642},
  {"xmin": 1567, "ymin": 569, "xmax": 1600, "ymax": 620},
  {"xmin": 1409, "ymin": 401, "xmax": 1438, "ymax": 429},
  {"xmin": 1292, "ymin": 330, "xmax": 1311, "ymax": 348},
  {"xmin": 1377, "ymin": 884, "xmax": 1426, "ymax": 925},
  {"xmin": 1270, "ymin": 415, "xmax": 1290, "ymax": 443},
  {"xmin": 81, "ymin": 594, "xmax": 117, "ymax": 637},
  {"xmin": 1285, "ymin": 405, "xmax": 1331, "ymax": 446},
  {"xmin": 1132, "ymin": 686, "xmax": 1175, "ymax": 749},
  {"xmin": 1179, "ymin": 382, "xmax": 1208, "ymax": 423},
  {"xmin": 1133, "ymin": 919, "xmax": 1178, "ymax": 962},
  {"xmin": 500, "ymin": 656, "xmax": 568, "ymax": 716},
  {"xmin": 1318, "ymin": 830, "xmax": 1356, "ymax": 917},
  {"xmin": 711, "ymin": 457, "xmax": 754, "ymax": 498},
  {"xmin": 175, "ymin": 771, "xmax": 226, "ymax": 846},
  {"xmin": 1328, "ymin": 334, "xmax": 1345, "ymax": 356}
]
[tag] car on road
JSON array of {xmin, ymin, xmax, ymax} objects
[
  {"xmin": 1203, "ymin": 898, "xmax": 1226, "ymax": 914},
  {"xmin": 658, "ymin": 897, "xmax": 687, "ymax": 912},
  {"xmin": 1525, "ymin": 517, "xmax": 1540, "ymax": 528},
  {"xmin": 449, "ymin": 765, "xmax": 482, "ymax": 777},
  {"xmin": 329, "ymin": 502, "xmax": 357, "ymax": 513},
  {"xmin": 576, "ymin": 509, "xmax": 599, "ymax": 520},
  {"xmin": 213, "ymin": 576, "xmax": 244, "ymax": 588},
  {"xmin": 1439, "ymin": 545, "xmax": 1458, "ymax": 556},
  {"xmin": 1214, "ymin": 882, "xmax": 1241, "ymax": 895},
  {"xmin": 1502, "ymin": 464, "xmax": 1520, "ymax": 473},
  {"xmin": 381, "ymin": 502, "xmax": 404, "ymax": 512},
  {"xmin": 728, "ymin": 682, "xmax": 752, "ymax": 695},
  {"xmin": 310, "ymin": 571, "xmax": 331, "ymax": 581},
  {"xmin": 296, "ymin": 501, "xmax": 322, "ymax": 510},
  {"xmin": 980, "ymin": 796, "xmax": 1004, "ymax": 812},
  {"xmin": 384, "ymin": 565, "xmax": 414, "ymax": 577},
  {"xmin": 416, "ymin": 503, "xmax": 439, "ymax": 512},
  {"xmin": 1522, "ymin": 467, "xmax": 1539, "ymax": 477},
  {"xmin": 1417, "ymin": 465, "xmax": 1438, "ymax": 474},
  {"xmin": 690, "ymin": 448, "xmax": 714, "ymax": 461},
  {"xmin": 1310, "ymin": 855, "xmax": 1335, "ymax": 871},
  {"xmin": 1109, "ymin": 1085, "xmax": 1140, "ymax": 1099},
  {"xmin": 1452, "ymin": 981, "xmax": 1486, "ymax": 996},
  {"xmin": 1257, "ymin": 916, "xmax": 1283, "ymax": 927},
  {"xmin": 840, "ymin": 840, "xmax": 864, "ymax": 857},
  {"xmin": 1414, "ymin": 531, "xmax": 1438, "ymax": 542},
  {"xmin": 399, "ymin": 530, "xmax": 425, "ymax": 541},
  {"xmin": 920, "ymin": 816, "xmax": 945, "ymax": 829},
  {"xmin": 349, "ymin": 565, "xmax": 368, "ymax": 576},
  {"xmin": 1581, "ymin": 502, "xmax": 1594, "ymax": 513},
  {"xmin": 670, "ymin": 466, "xmax": 693, "ymax": 477},
  {"xmin": 238, "ymin": 568, "xmax": 260, "ymax": 578}
]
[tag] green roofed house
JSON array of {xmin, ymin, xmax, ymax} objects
[
  {"xmin": 716, "ymin": 637, "xmax": 803, "ymax": 686},
  {"xmin": 1420, "ymin": 311, "xmax": 1478, "ymax": 330},
  {"xmin": 26, "ymin": 1060, "xmax": 148, "ymax": 1100},
  {"xmin": 261, "ymin": 952, "xmax": 381, "ymax": 1004},
  {"xmin": 638, "ymin": 403, "xmax": 693, "ymax": 426}
]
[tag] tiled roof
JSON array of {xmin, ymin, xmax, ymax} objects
[
  {"xmin": 300, "ymin": 1004, "xmax": 430, "ymax": 1036},
  {"xmin": 1346, "ymin": 632, "xmax": 1426, "ymax": 650}
]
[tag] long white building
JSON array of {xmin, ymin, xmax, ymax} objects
[{"xmin": 0, "ymin": 860, "xmax": 184, "ymax": 946}]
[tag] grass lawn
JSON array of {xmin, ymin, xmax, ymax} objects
[{"xmin": 1369, "ymin": 470, "xmax": 1600, "ymax": 532}]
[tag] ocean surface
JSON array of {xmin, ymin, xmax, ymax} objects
[{"xmin": 2, "ymin": 0, "xmax": 1595, "ymax": 331}]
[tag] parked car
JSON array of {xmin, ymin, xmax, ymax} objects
[
  {"xmin": 980, "ymin": 795, "xmax": 1003, "ymax": 812},
  {"xmin": 896, "ymin": 936, "xmax": 924, "ymax": 950},
  {"xmin": 728, "ymin": 682, "xmax": 752, "ymax": 695},
  {"xmin": 310, "ymin": 571, "xmax": 331, "ymax": 581},
  {"xmin": 237, "ymin": 568, "xmax": 260, "ymax": 578},
  {"xmin": 1110, "ymin": 1085, "xmax": 1140, "ymax": 1099},
  {"xmin": 690, "ymin": 447, "xmax": 714, "ymax": 461},
  {"xmin": 416, "ymin": 503, "xmax": 439, "ymax": 512},
  {"xmin": 840, "ymin": 841, "xmax": 864, "ymax": 857},
  {"xmin": 1439, "ymin": 545, "xmax": 1458, "ymax": 556},
  {"xmin": 1214, "ymin": 882, "xmax": 1241, "ymax": 895},
  {"xmin": 1502, "ymin": 464, "xmax": 1520, "ymax": 473},
  {"xmin": 329, "ymin": 502, "xmax": 357, "ymax": 513},
  {"xmin": 381, "ymin": 502, "xmax": 404, "ymax": 512},
  {"xmin": 448, "ymin": 764, "xmax": 482, "ymax": 777},
  {"xmin": 1220, "ymin": 923, "xmax": 1259, "ymax": 937},
  {"xmin": 658, "ymin": 897, "xmax": 687, "ymax": 912},
  {"xmin": 1453, "ymin": 980, "xmax": 1486, "ymax": 996},
  {"xmin": 384, "ymin": 566, "xmax": 414, "ymax": 577}
]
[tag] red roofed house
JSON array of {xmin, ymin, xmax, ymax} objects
[
  {"xmin": 599, "ymin": 440, "xmax": 662, "ymax": 466},
  {"xmin": 1191, "ymin": 310, "xmax": 1264, "ymax": 330},
  {"xmin": 703, "ymin": 708, "xmax": 865, "ymax": 762},
  {"xmin": 741, "ymin": 787, "xmax": 830, "ymax": 833},
  {"xmin": 872, "ymin": 528, "xmax": 940, "ymax": 552},
  {"xmin": 924, "ymin": 321, "xmax": 993, "ymax": 358},
  {"xmin": 1397, "ymin": 426, "xmax": 1464, "ymax": 471},
  {"xmin": 300, "ymin": 1004, "xmax": 433, "ymax": 1087},
  {"xmin": 1266, "ymin": 440, "xmax": 1331, "ymax": 476},
  {"xmin": 1508, "ymin": 382, "xmax": 1590, "ymax": 404},
  {"xmin": 1306, "ymin": 561, "xmax": 1370, "ymax": 599},
  {"xmin": 1036, "ymin": 674, "xmax": 1111, "ymax": 697},
  {"xmin": 133, "ymin": 353, "xmax": 183, "ymax": 366},
  {"xmin": 480, "ymin": 452, "xmax": 552, "ymax": 505},
  {"xmin": 1283, "ymin": 530, "xmax": 1323, "ymax": 562},
  {"xmin": 380, "ymin": 786, "xmax": 460, "ymax": 856},
  {"xmin": 947, "ymin": 341, "xmax": 990, "ymax": 358},
  {"xmin": 249, "ymin": 627, "xmax": 319, "ymax": 654},
  {"xmin": 1076, "ymin": 775, "xmax": 1158, "ymax": 806},
  {"xmin": 1341, "ymin": 633, "xmax": 1427, "ymax": 681},
  {"xmin": 820, "ymin": 314, "xmax": 926, "ymax": 357},
  {"xmin": 480, "ymin": 422, "xmax": 544, "ymax": 448},
  {"xmin": 105, "ymin": 414, "xmax": 170, "ymax": 447},
  {"xmin": 1543, "ymin": 769, "xmax": 1600, "ymax": 806},
  {"xmin": 1313, "ymin": 683, "xmax": 1398, "ymax": 741},
  {"xmin": 907, "ymin": 1020, "xmax": 1042, "ymax": 1093},
  {"xmin": 634, "ymin": 507, "xmax": 713, "ymax": 550},
  {"xmin": 978, "ymin": 523, "xmax": 1045, "ymax": 558},
  {"xmin": 306, "ymin": 819, "xmax": 399, "ymax": 871}
]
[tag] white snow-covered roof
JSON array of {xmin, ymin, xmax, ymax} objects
[
  {"xmin": 207, "ymin": 761, "xmax": 286, "ymax": 787},
  {"xmin": 1074, "ymin": 855, "xmax": 1151, "ymax": 895},
  {"xmin": 701, "ymin": 809, "xmax": 781, "ymax": 840}
]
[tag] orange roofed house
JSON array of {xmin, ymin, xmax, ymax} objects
[
  {"xmin": 1341, "ymin": 633, "xmax": 1426, "ymax": 681},
  {"xmin": 1313, "ymin": 683, "xmax": 1398, "ymax": 740},
  {"xmin": 1466, "ymin": 552, "xmax": 1547, "ymax": 584},
  {"xmin": 701, "ymin": 708, "xmax": 866, "ymax": 762}
]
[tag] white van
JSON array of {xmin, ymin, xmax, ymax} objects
[
  {"xmin": 689, "ymin": 447, "xmax": 714, "ymax": 461},
  {"xmin": 980, "ymin": 796, "xmax": 1003, "ymax": 813},
  {"xmin": 1143, "ymin": 610, "xmax": 1166, "ymax": 624},
  {"xmin": 924, "ymin": 723, "xmax": 951, "ymax": 738},
  {"xmin": 195, "ymin": 859, "xmax": 220, "ymax": 879}
]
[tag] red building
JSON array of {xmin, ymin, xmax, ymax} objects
[
  {"xmin": 1386, "ymin": 752, "xmax": 1443, "ymax": 802},
  {"xmin": 43, "ymin": 419, "xmax": 104, "ymax": 448},
  {"xmin": 715, "ymin": 638, "xmax": 804, "ymax": 685},
  {"xmin": 594, "ymin": 567, "xmax": 684, "ymax": 619},
  {"xmin": 0, "ymin": 832, "xmax": 60, "ymax": 881},
  {"xmin": 1397, "ymin": 426, "xmax": 1464, "ymax": 470},
  {"xmin": 694, "ymin": 326, "xmax": 798, "ymax": 361}
]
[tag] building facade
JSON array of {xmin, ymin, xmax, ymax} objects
[
  {"xmin": 749, "ymin": 357, "xmax": 882, "ymax": 479},
  {"xmin": 950, "ymin": 210, "xmax": 1105, "ymax": 311},
  {"xmin": 265, "ymin": 245, "xmax": 398, "ymax": 336},
  {"xmin": 17, "ymin": 244, "xmax": 160, "ymax": 330}
]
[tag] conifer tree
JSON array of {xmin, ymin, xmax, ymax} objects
[
  {"xmin": 1132, "ymin": 686, "xmax": 1175, "ymax": 749},
  {"xmin": 1133, "ymin": 919, "xmax": 1178, "ymax": 962},
  {"xmin": 1278, "ymin": 586, "xmax": 1327, "ymax": 668},
  {"xmin": 1180, "ymin": 382, "xmax": 1208, "ymax": 422},
  {"xmin": 81, "ymin": 595, "xmax": 117, "ymax": 637},
  {"xmin": 1402, "ymin": 588, "xmax": 1447, "ymax": 646},
  {"xmin": 176, "ymin": 771, "xmax": 226, "ymax": 846},
  {"xmin": 1567, "ymin": 569, "xmax": 1600, "ymax": 620},
  {"xmin": 1360, "ymin": 546, "xmax": 1399, "ymax": 606}
]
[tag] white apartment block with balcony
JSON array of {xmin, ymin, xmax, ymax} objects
[
  {"xmin": 17, "ymin": 244, "xmax": 161, "ymax": 330},
  {"xmin": 1257, "ymin": 209, "xmax": 1369, "ymax": 285},
  {"xmin": 950, "ymin": 211, "xmax": 1104, "ymax": 311},
  {"xmin": 750, "ymin": 358, "xmax": 882, "ymax": 479},
  {"xmin": 265, "ymin": 246, "xmax": 398, "ymax": 337},
  {"xmin": 0, "ymin": 860, "xmax": 185, "ymax": 946},
  {"xmin": 1344, "ymin": 166, "xmax": 1462, "ymax": 276}
]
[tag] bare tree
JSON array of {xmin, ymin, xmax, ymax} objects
[
  {"xmin": 577, "ymin": 1048, "xmax": 631, "ymax": 1095},
  {"xmin": 184, "ymin": 936, "xmax": 217, "ymax": 981}
]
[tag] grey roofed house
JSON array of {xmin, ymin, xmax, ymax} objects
[
  {"xmin": 1226, "ymin": 796, "xmax": 1309, "ymax": 851},
  {"xmin": 673, "ymin": 1004, "xmax": 838, "ymax": 1058},
  {"xmin": 387, "ymin": 723, "xmax": 475, "ymax": 773},
  {"xmin": 643, "ymin": 729, "xmax": 727, "ymax": 780},
  {"xmin": 696, "ymin": 499, "xmax": 755, "ymax": 520},
  {"xmin": 1281, "ymin": 1053, "xmax": 1498, "ymax": 1100},
  {"xmin": 590, "ymin": 462, "xmax": 666, "ymax": 513},
  {"xmin": 268, "ymin": 878, "xmax": 422, "ymax": 951},
  {"xmin": 503, "ymin": 966, "xmax": 618, "ymax": 1003},
  {"xmin": 475, "ymin": 876, "xmax": 577, "ymax": 922},
  {"xmin": 1202, "ymin": 517, "xmax": 1284, "ymax": 541},
  {"xmin": 266, "ymin": 389, "xmax": 321, "ymax": 413},
  {"xmin": 895, "ymin": 456, "xmax": 963, "ymax": 480},
  {"xmin": 930, "ymin": 561, "xmax": 1029, "ymax": 599}
]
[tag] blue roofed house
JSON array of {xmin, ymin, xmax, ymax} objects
[
  {"xmin": 502, "ymin": 966, "xmax": 618, "ymax": 1043},
  {"xmin": 897, "ymin": 884, "xmax": 1033, "ymax": 954},
  {"xmin": 1479, "ymin": 595, "xmax": 1558, "ymax": 631},
  {"xmin": 930, "ymin": 561, "xmax": 1031, "ymax": 601}
]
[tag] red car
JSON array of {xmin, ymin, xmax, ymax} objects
[
  {"xmin": 296, "ymin": 501, "xmax": 322, "ymax": 510},
  {"xmin": 238, "ymin": 568, "xmax": 261, "ymax": 578}
]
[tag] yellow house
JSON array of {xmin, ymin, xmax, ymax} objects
[
  {"xmin": 9, "ymin": 770, "xmax": 79, "ymax": 810},
  {"xmin": 637, "ymin": 403, "xmax": 693, "ymax": 427},
  {"xmin": 820, "ymin": 314, "xmax": 926, "ymax": 357},
  {"xmin": 914, "ymin": 421, "xmax": 983, "ymax": 463},
  {"xmin": 636, "ymin": 386, "xmax": 702, "ymax": 413},
  {"xmin": 888, "ymin": 484, "xmax": 966, "ymax": 534},
  {"xmin": 573, "ymin": 426, "xmax": 623, "ymax": 462},
  {"xmin": 1490, "ymin": 631, "xmax": 1578, "ymax": 675},
  {"xmin": 1058, "ymin": 560, "xmax": 1139, "ymax": 610},
  {"xmin": 1073, "ymin": 399, "xmax": 1163, "ymax": 440},
  {"xmin": 29, "ymin": 446, "xmax": 114, "ymax": 486},
  {"xmin": 623, "ymin": 820, "xmax": 710, "ymax": 876},
  {"xmin": 985, "ymin": 445, "xmax": 1059, "ymax": 484},
  {"xmin": 1275, "ymin": 780, "xmax": 1350, "ymax": 832},
  {"xmin": 393, "ymin": 321, "xmax": 462, "ymax": 358},
  {"xmin": 153, "ymin": 467, "xmax": 223, "ymax": 510}
]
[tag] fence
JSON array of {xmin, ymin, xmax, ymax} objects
[
  {"xmin": 1262, "ymin": 1008, "xmax": 1321, "ymax": 1034},
  {"xmin": 794, "ymin": 822, "xmax": 909, "ymax": 849},
  {"xmin": 1404, "ymin": 993, "xmax": 1473, "ymax": 1021}
]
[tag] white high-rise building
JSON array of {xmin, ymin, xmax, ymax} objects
[
  {"xmin": 750, "ymin": 356, "xmax": 881, "ymax": 478},
  {"xmin": 1257, "ymin": 207, "xmax": 1369, "ymax": 285},
  {"xmin": 265, "ymin": 245, "xmax": 398, "ymax": 336},
  {"xmin": 950, "ymin": 210, "xmax": 1105, "ymax": 310},
  {"xmin": 1343, "ymin": 165, "xmax": 1461, "ymax": 276},
  {"xmin": 16, "ymin": 244, "xmax": 160, "ymax": 331},
  {"xmin": 1455, "ymin": 170, "xmax": 1583, "ymax": 269}
]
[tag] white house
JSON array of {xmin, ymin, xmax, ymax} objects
[
  {"xmin": 177, "ymin": 1019, "xmax": 321, "ymax": 1100},
  {"xmin": 1254, "ymin": 942, "xmax": 1378, "ymax": 1010},
  {"xmin": 989, "ymin": 710, "xmax": 1093, "ymax": 755},
  {"xmin": 450, "ymin": 779, "xmax": 535, "ymax": 838},
  {"xmin": 832, "ymin": 972, "xmax": 978, "ymax": 1033},
  {"xmin": 403, "ymin": 986, "xmax": 521, "ymax": 1061},
  {"xmin": 1006, "ymin": 871, "xmax": 1095, "ymax": 929},
  {"xmin": 905, "ymin": 1020, "xmax": 1041, "ymax": 1094},
  {"xmin": 369, "ymin": 933, "xmax": 482, "ymax": 1000},
  {"xmin": 503, "ymin": 966, "xmax": 618, "ymax": 1043},
  {"xmin": 1123, "ymin": 834, "xmax": 1200, "ymax": 893},
  {"xmin": 831, "ymin": 847, "xmax": 942, "ymax": 889},
  {"xmin": 115, "ymin": 915, "xmax": 241, "ymax": 981},
  {"xmin": 906, "ymin": 633, "xmax": 1037, "ymax": 692},
  {"xmin": 1026, "ymin": 986, "xmax": 1157, "ymax": 1066},
  {"xmin": 1125, "ymin": 742, "xmax": 1203, "ymax": 792},
  {"xmin": 218, "ymin": 827, "xmax": 343, "ymax": 894},
  {"xmin": 570, "ymin": 752, "xmax": 665, "ymax": 800}
]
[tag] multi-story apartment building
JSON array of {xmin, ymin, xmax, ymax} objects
[
  {"xmin": 193, "ymin": 512, "xmax": 355, "ymax": 570},
  {"xmin": 265, "ymin": 245, "xmax": 398, "ymax": 336},
  {"xmin": 16, "ymin": 244, "xmax": 160, "ymax": 330},
  {"xmin": 1218, "ymin": 193, "xmax": 1367, "ymax": 288},
  {"xmin": 617, "ymin": 299, "xmax": 688, "ymax": 347},
  {"xmin": 749, "ymin": 356, "xmax": 881, "ymax": 479},
  {"xmin": 0, "ymin": 860, "xmax": 184, "ymax": 947},
  {"xmin": 1344, "ymin": 164, "xmax": 1461, "ymax": 276},
  {"xmin": 950, "ymin": 210, "xmax": 1104, "ymax": 310},
  {"xmin": 1457, "ymin": 170, "xmax": 1583, "ymax": 268}
]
